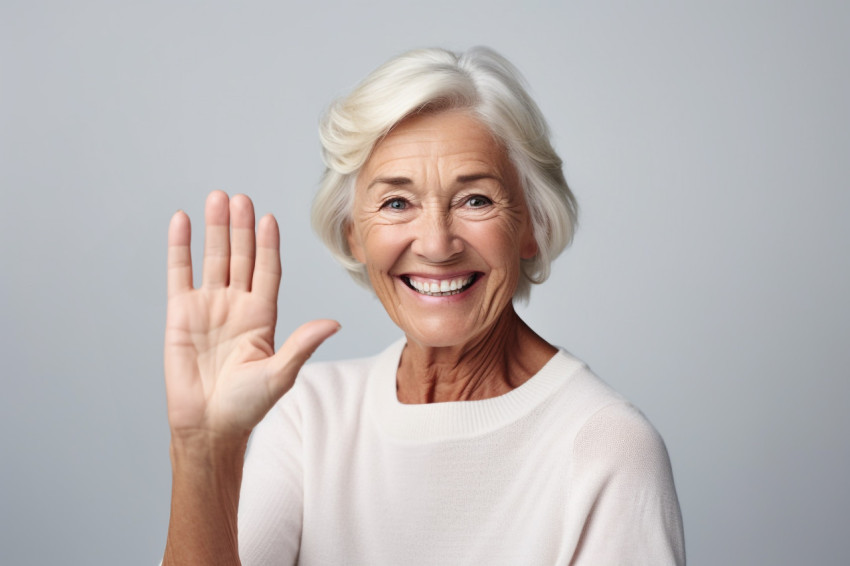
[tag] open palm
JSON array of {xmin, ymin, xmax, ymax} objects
[{"xmin": 164, "ymin": 191, "xmax": 338, "ymax": 440}]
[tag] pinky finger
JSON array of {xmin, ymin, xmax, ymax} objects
[{"xmin": 167, "ymin": 211, "xmax": 194, "ymax": 297}]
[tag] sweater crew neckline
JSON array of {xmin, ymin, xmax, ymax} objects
[{"xmin": 365, "ymin": 338, "xmax": 585, "ymax": 443}]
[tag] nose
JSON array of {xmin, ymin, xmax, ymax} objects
[{"xmin": 410, "ymin": 207, "xmax": 463, "ymax": 263}]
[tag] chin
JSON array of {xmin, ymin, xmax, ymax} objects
[{"xmin": 399, "ymin": 314, "xmax": 489, "ymax": 350}]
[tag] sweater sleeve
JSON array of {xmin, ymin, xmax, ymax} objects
[
  {"xmin": 237, "ymin": 387, "xmax": 304, "ymax": 566},
  {"xmin": 567, "ymin": 402, "xmax": 686, "ymax": 565}
]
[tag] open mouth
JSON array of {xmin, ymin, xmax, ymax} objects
[{"xmin": 401, "ymin": 273, "xmax": 480, "ymax": 297}]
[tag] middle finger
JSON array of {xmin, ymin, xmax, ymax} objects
[{"xmin": 202, "ymin": 190, "xmax": 231, "ymax": 288}]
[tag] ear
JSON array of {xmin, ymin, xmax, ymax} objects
[
  {"xmin": 346, "ymin": 222, "xmax": 366, "ymax": 264},
  {"xmin": 520, "ymin": 223, "xmax": 538, "ymax": 260}
]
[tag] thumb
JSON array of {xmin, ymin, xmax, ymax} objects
[{"xmin": 266, "ymin": 319, "xmax": 341, "ymax": 398}]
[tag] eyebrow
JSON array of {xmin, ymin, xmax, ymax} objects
[
  {"xmin": 456, "ymin": 173, "xmax": 501, "ymax": 184},
  {"xmin": 367, "ymin": 173, "xmax": 501, "ymax": 190},
  {"xmin": 367, "ymin": 176, "xmax": 412, "ymax": 190}
]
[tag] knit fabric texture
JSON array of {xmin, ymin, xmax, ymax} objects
[{"xmin": 238, "ymin": 339, "xmax": 685, "ymax": 565}]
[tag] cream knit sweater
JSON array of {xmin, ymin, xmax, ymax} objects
[{"xmin": 238, "ymin": 339, "xmax": 685, "ymax": 565}]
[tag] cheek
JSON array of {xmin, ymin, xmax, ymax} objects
[
  {"xmin": 465, "ymin": 220, "xmax": 525, "ymax": 268},
  {"xmin": 361, "ymin": 224, "xmax": 407, "ymax": 272}
]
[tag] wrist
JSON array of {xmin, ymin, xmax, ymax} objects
[
  {"xmin": 169, "ymin": 431, "xmax": 248, "ymax": 484},
  {"xmin": 170, "ymin": 428, "xmax": 249, "ymax": 456}
]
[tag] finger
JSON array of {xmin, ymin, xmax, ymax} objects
[
  {"xmin": 202, "ymin": 190, "xmax": 231, "ymax": 289},
  {"xmin": 266, "ymin": 320, "xmax": 341, "ymax": 398},
  {"xmin": 252, "ymin": 214, "xmax": 281, "ymax": 301},
  {"xmin": 167, "ymin": 210, "xmax": 193, "ymax": 297},
  {"xmin": 229, "ymin": 194, "xmax": 256, "ymax": 291}
]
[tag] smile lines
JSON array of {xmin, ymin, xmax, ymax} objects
[{"xmin": 403, "ymin": 274, "xmax": 478, "ymax": 296}]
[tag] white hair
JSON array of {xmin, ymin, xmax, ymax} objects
[{"xmin": 311, "ymin": 46, "xmax": 577, "ymax": 302}]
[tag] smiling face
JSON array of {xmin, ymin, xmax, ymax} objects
[{"xmin": 347, "ymin": 110, "xmax": 538, "ymax": 349}]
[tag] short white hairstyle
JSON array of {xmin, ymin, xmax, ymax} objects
[{"xmin": 311, "ymin": 46, "xmax": 577, "ymax": 302}]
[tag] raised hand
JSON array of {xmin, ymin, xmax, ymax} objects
[{"xmin": 164, "ymin": 191, "xmax": 339, "ymax": 442}]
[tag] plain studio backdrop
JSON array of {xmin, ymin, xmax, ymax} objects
[{"xmin": 1, "ymin": 1, "xmax": 848, "ymax": 564}]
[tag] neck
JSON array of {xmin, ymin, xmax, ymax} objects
[{"xmin": 396, "ymin": 307, "xmax": 556, "ymax": 404}]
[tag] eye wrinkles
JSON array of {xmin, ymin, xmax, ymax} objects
[{"xmin": 379, "ymin": 193, "xmax": 495, "ymax": 212}]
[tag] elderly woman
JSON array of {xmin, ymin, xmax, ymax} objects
[{"xmin": 162, "ymin": 47, "xmax": 685, "ymax": 565}]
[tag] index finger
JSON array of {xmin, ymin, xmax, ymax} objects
[{"xmin": 167, "ymin": 210, "xmax": 194, "ymax": 297}]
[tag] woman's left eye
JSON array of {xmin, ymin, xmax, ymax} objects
[{"xmin": 466, "ymin": 195, "xmax": 492, "ymax": 208}]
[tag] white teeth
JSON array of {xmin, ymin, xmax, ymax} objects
[{"xmin": 406, "ymin": 274, "xmax": 475, "ymax": 296}]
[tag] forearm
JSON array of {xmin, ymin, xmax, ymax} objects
[{"xmin": 163, "ymin": 433, "xmax": 249, "ymax": 566}]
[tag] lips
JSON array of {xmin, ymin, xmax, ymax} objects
[{"xmin": 401, "ymin": 273, "xmax": 479, "ymax": 296}]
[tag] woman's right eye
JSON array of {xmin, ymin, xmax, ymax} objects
[{"xmin": 381, "ymin": 198, "xmax": 408, "ymax": 211}]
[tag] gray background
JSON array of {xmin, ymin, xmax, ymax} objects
[{"xmin": 2, "ymin": 1, "xmax": 848, "ymax": 564}]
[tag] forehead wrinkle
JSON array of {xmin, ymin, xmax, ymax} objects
[
  {"xmin": 430, "ymin": 146, "xmax": 510, "ymax": 186},
  {"xmin": 360, "ymin": 112, "xmax": 513, "ymax": 193},
  {"xmin": 366, "ymin": 159, "xmax": 509, "ymax": 195}
]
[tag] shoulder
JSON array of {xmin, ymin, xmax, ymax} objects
[
  {"xmin": 543, "ymin": 351, "xmax": 674, "ymax": 480},
  {"xmin": 573, "ymin": 401, "xmax": 672, "ymax": 477},
  {"xmin": 533, "ymin": 350, "xmax": 630, "ymax": 434}
]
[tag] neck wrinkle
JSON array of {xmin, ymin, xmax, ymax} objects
[{"xmin": 396, "ymin": 307, "xmax": 556, "ymax": 404}]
